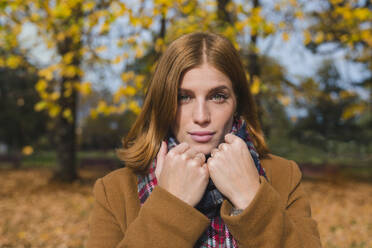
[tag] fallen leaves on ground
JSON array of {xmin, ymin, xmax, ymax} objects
[{"xmin": 0, "ymin": 168, "xmax": 371, "ymax": 247}]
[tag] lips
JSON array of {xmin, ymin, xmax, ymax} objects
[{"xmin": 188, "ymin": 131, "xmax": 215, "ymax": 143}]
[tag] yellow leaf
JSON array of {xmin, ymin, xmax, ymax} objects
[
  {"xmin": 113, "ymin": 55, "xmax": 122, "ymax": 64},
  {"xmin": 97, "ymin": 100, "xmax": 107, "ymax": 113},
  {"xmin": 30, "ymin": 12, "xmax": 40, "ymax": 22},
  {"xmin": 64, "ymin": 88, "xmax": 72, "ymax": 97},
  {"xmin": 282, "ymin": 32, "xmax": 290, "ymax": 41},
  {"xmin": 117, "ymin": 102, "xmax": 127, "ymax": 113},
  {"xmin": 263, "ymin": 23, "xmax": 275, "ymax": 35},
  {"xmin": 100, "ymin": 22, "xmax": 110, "ymax": 34},
  {"xmin": 117, "ymin": 39, "xmax": 125, "ymax": 47},
  {"xmin": 52, "ymin": 3, "xmax": 72, "ymax": 19},
  {"xmin": 142, "ymin": 17, "xmax": 153, "ymax": 29},
  {"xmin": 289, "ymin": 0, "xmax": 297, "ymax": 7},
  {"xmin": 278, "ymin": 21, "xmax": 286, "ymax": 29},
  {"xmin": 35, "ymin": 80, "xmax": 48, "ymax": 92},
  {"xmin": 17, "ymin": 231, "xmax": 27, "ymax": 239},
  {"xmin": 135, "ymin": 46, "xmax": 144, "ymax": 58},
  {"xmin": 274, "ymin": 3, "xmax": 281, "ymax": 11},
  {"xmin": 129, "ymin": 101, "xmax": 141, "ymax": 115},
  {"xmin": 314, "ymin": 32, "xmax": 324, "ymax": 44},
  {"xmin": 50, "ymin": 91, "xmax": 60, "ymax": 101},
  {"xmin": 68, "ymin": 24, "xmax": 80, "ymax": 36},
  {"xmin": 63, "ymin": 108, "xmax": 72, "ymax": 119},
  {"xmin": 250, "ymin": 77, "xmax": 260, "ymax": 95},
  {"xmin": 295, "ymin": 11, "xmax": 303, "ymax": 19},
  {"xmin": 121, "ymin": 71, "xmax": 135, "ymax": 82},
  {"xmin": 340, "ymin": 90, "xmax": 355, "ymax": 99},
  {"xmin": 22, "ymin": 146, "xmax": 34, "ymax": 156},
  {"xmin": 155, "ymin": 38, "xmax": 165, "ymax": 52},
  {"xmin": 90, "ymin": 109, "xmax": 98, "ymax": 119},
  {"xmin": 354, "ymin": 8, "xmax": 370, "ymax": 21},
  {"xmin": 123, "ymin": 86, "xmax": 136, "ymax": 96},
  {"xmin": 134, "ymin": 75, "xmax": 145, "ymax": 88},
  {"xmin": 303, "ymin": 30, "xmax": 312, "ymax": 45},
  {"xmin": 278, "ymin": 95, "xmax": 291, "ymax": 106},
  {"xmin": 63, "ymin": 52, "xmax": 74, "ymax": 64},
  {"xmin": 127, "ymin": 36, "xmax": 136, "ymax": 44},
  {"xmin": 56, "ymin": 32, "xmax": 65, "ymax": 42},
  {"xmin": 341, "ymin": 104, "xmax": 366, "ymax": 120},
  {"xmin": 62, "ymin": 65, "xmax": 77, "ymax": 77},
  {"xmin": 129, "ymin": 16, "xmax": 141, "ymax": 26},
  {"xmin": 38, "ymin": 68, "xmax": 53, "ymax": 81},
  {"xmin": 6, "ymin": 56, "xmax": 21, "ymax": 69},
  {"xmin": 95, "ymin": 45, "xmax": 107, "ymax": 53},
  {"xmin": 34, "ymin": 101, "xmax": 47, "ymax": 111},
  {"xmin": 49, "ymin": 105, "xmax": 61, "ymax": 118},
  {"xmin": 79, "ymin": 82, "xmax": 92, "ymax": 96},
  {"xmin": 113, "ymin": 90, "xmax": 122, "ymax": 104},
  {"xmin": 83, "ymin": 2, "xmax": 95, "ymax": 12}
]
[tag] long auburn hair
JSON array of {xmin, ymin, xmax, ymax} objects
[{"xmin": 116, "ymin": 31, "xmax": 270, "ymax": 175}]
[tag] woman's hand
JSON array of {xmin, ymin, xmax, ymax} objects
[
  {"xmin": 155, "ymin": 141, "xmax": 210, "ymax": 207},
  {"xmin": 207, "ymin": 133, "xmax": 260, "ymax": 209}
]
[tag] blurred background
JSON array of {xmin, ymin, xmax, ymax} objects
[{"xmin": 0, "ymin": 0, "xmax": 371, "ymax": 247}]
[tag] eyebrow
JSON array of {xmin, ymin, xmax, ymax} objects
[{"xmin": 179, "ymin": 85, "xmax": 230, "ymax": 93}]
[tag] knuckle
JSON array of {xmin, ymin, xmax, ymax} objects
[
  {"xmin": 188, "ymin": 159, "xmax": 199, "ymax": 167},
  {"xmin": 168, "ymin": 150, "xmax": 176, "ymax": 157},
  {"xmin": 181, "ymin": 153, "xmax": 188, "ymax": 161}
]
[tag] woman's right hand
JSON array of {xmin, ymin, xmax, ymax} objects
[{"xmin": 155, "ymin": 141, "xmax": 209, "ymax": 207}]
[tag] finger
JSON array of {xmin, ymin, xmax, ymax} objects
[
  {"xmin": 155, "ymin": 141, "xmax": 167, "ymax": 179},
  {"xmin": 224, "ymin": 133, "xmax": 236, "ymax": 144},
  {"xmin": 183, "ymin": 147, "xmax": 199, "ymax": 158},
  {"xmin": 193, "ymin": 152, "xmax": 206, "ymax": 164},
  {"xmin": 172, "ymin": 142, "xmax": 190, "ymax": 154},
  {"xmin": 210, "ymin": 148, "xmax": 219, "ymax": 158},
  {"xmin": 218, "ymin": 143, "xmax": 228, "ymax": 151}
]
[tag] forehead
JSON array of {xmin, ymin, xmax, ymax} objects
[{"xmin": 179, "ymin": 64, "xmax": 233, "ymax": 90}]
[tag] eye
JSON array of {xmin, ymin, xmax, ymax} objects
[
  {"xmin": 212, "ymin": 93, "xmax": 228, "ymax": 103},
  {"xmin": 178, "ymin": 94, "xmax": 191, "ymax": 103}
]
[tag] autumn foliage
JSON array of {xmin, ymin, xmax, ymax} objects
[{"xmin": 1, "ymin": 168, "xmax": 371, "ymax": 247}]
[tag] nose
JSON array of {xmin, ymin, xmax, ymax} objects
[{"xmin": 192, "ymin": 99, "xmax": 210, "ymax": 125}]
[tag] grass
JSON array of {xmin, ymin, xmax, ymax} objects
[{"xmin": 267, "ymin": 138, "xmax": 372, "ymax": 167}]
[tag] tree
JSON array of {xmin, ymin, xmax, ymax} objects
[
  {"xmin": 304, "ymin": 0, "xmax": 372, "ymax": 119},
  {"xmin": 291, "ymin": 60, "xmax": 363, "ymax": 150},
  {"xmin": 0, "ymin": 65, "xmax": 49, "ymax": 152},
  {"xmin": 81, "ymin": 111, "xmax": 137, "ymax": 151},
  {"xmin": 0, "ymin": 0, "xmax": 303, "ymax": 181},
  {"xmin": 0, "ymin": 0, "xmax": 131, "ymax": 181}
]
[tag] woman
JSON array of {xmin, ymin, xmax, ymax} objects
[{"xmin": 87, "ymin": 32, "xmax": 322, "ymax": 247}]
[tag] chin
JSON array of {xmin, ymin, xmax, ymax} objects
[{"xmin": 190, "ymin": 142, "xmax": 217, "ymax": 155}]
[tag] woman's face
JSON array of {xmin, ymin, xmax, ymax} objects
[{"xmin": 171, "ymin": 63, "xmax": 237, "ymax": 155}]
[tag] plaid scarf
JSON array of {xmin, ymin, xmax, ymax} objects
[{"xmin": 137, "ymin": 117, "xmax": 267, "ymax": 247}]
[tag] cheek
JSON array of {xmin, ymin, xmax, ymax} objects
[
  {"xmin": 171, "ymin": 106, "xmax": 187, "ymax": 136},
  {"xmin": 217, "ymin": 107, "xmax": 234, "ymax": 125}
]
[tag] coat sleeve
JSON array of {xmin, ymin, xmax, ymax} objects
[
  {"xmin": 220, "ymin": 160, "xmax": 322, "ymax": 248},
  {"xmin": 86, "ymin": 178, "xmax": 210, "ymax": 248}
]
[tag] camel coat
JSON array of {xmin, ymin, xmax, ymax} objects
[{"xmin": 87, "ymin": 154, "xmax": 322, "ymax": 247}]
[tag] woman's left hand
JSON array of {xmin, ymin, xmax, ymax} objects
[{"xmin": 206, "ymin": 133, "xmax": 261, "ymax": 209}]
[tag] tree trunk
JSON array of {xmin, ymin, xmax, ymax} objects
[
  {"xmin": 217, "ymin": 0, "xmax": 234, "ymax": 24},
  {"xmin": 53, "ymin": 82, "xmax": 79, "ymax": 182},
  {"xmin": 248, "ymin": 0, "xmax": 266, "ymax": 133},
  {"xmin": 52, "ymin": 6, "xmax": 82, "ymax": 182}
]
